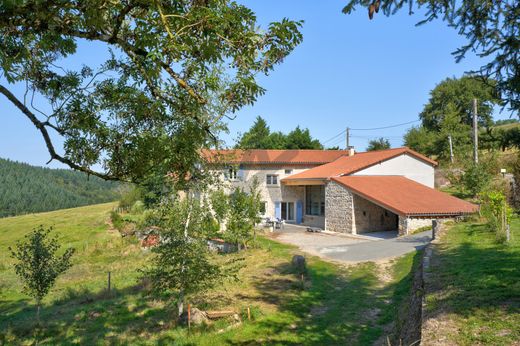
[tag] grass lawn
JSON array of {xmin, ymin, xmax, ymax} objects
[
  {"xmin": 422, "ymin": 217, "xmax": 520, "ymax": 345},
  {"xmin": 0, "ymin": 203, "xmax": 420, "ymax": 345}
]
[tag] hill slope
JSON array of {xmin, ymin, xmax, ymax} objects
[{"xmin": 0, "ymin": 158, "xmax": 120, "ymax": 217}]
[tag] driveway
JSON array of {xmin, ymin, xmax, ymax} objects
[{"xmin": 269, "ymin": 225, "xmax": 431, "ymax": 263}]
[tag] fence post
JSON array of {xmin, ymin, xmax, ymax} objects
[
  {"xmin": 188, "ymin": 303, "xmax": 191, "ymax": 330},
  {"xmin": 108, "ymin": 271, "xmax": 111, "ymax": 294},
  {"xmin": 247, "ymin": 306, "xmax": 251, "ymax": 321}
]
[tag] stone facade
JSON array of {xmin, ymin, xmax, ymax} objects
[
  {"xmin": 324, "ymin": 181, "xmax": 354, "ymax": 233},
  {"xmin": 398, "ymin": 216, "xmax": 434, "ymax": 236},
  {"xmin": 352, "ymin": 194, "xmax": 398, "ymax": 233},
  {"xmin": 221, "ymin": 165, "xmax": 311, "ymax": 220}
]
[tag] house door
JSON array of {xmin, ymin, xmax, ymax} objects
[{"xmin": 281, "ymin": 202, "xmax": 295, "ymax": 221}]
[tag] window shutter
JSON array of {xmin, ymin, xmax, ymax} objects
[{"xmin": 274, "ymin": 201, "xmax": 281, "ymax": 219}]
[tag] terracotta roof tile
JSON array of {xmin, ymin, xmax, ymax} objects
[
  {"xmin": 203, "ymin": 149, "xmax": 351, "ymax": 165},
  {"xmin": 281, "ymin": 147, "xmax": 437, "ymax": 181},
  {"xmin": 332, "ymin": 176, "xmax": 478, "ymax": 217}
]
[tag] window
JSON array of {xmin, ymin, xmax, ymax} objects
[
  {"xmin": 226, "ymin": 167, "xmax": 237, "ymax": 180},
  {"xmin": 285, "ymin": 169, "xmax": 293, "ymax": 174},
  {"xmin": 305, "ymin": 185, "xmax": 325, "ymax": 216},
  {"xmin": 266, "ymin": 174, "xmax": 278, "ymax": 185},
  {"xmin": 260, "ymin": 201, "xmax": 267, "ymax": 214}
]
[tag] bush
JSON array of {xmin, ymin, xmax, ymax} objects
[
  {"xmin": 119, "ymin": 187, "xmax": 141, "ymax": 210},
  {"xmin": 130, "ymin": 201, "xmax": 145, "ymax": 214},
  {"xmin": 481, "ymin": 191, "xmax": 513, "ymax": 243},
  {"xmin": 110, "ymin": 210, "xmax": 124, "ymax": 231},
  {"xmin": 460, "ymin": 164, "xmax": 493, "ymax": 198}
]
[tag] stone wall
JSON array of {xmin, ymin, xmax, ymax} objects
[
  {"xmin": 399, "ymin": 217, "xmax": 434, "ymax": 236},
  {"xmin": 352, "ymin": 194, "xmax": 398, "ymax": 233},
  {"xmin": 324, "ymin": 181, "xmax": 354, "ymax": 233},
  {"xmin": 303, "ymin": 215, "xmax": 325, "ymax": 228},
  {"xmin": 219, "ymin": 165, "xmax": 310, "ymax": 218}
]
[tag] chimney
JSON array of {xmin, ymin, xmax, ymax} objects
[{"xmin": 349, "ymin": 148, "xmax": 355, "ymax": 156}]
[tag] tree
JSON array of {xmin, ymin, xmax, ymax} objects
[
  {"xmin": 0, "ymin": 1, "xmax": 303, "ymax": 183},
  {"xmin": 225, "ymin": 179, "xmax": 262, "ymax": 248},
  {"xmin": 285, "ymin": 126, "xmax": 323, "ymax": 150},
  {"xmin": 236, "ymin": 117, "xmax": 323, "ymax": 150},
  {"xmin": 342, "ymin": 1, "xmax": 519, "ymax": 112},
  {"xmin": 141, "ymin": 195, "xmax": 223, "ymax": 318},
  {"xmin": 403, "ymin": 76, "xmax": 500, "ymax": 160},
  {"xmin": 419, "ymin": 77, "xmax": 500, "ymax": 131},
  {"xmin": 9, "ymin": 226, "xmax": 75, "ymax": 324},
  {"xmin": 236, "ymin": 116, "xmax": 273, "ymax": 149},
  {"xmin": 366, "ymin": 137, "xmax": 390, "ymax": 151}
]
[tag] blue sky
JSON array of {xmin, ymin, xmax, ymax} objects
[{"xmin": 0, "ymin": 0, "xmax": 507, "ymax": 168}]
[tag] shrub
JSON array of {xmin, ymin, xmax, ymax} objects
[
  {"xmin": 460, "ymin": 164, "xmax": 493, "ymax": 198},
  {"xmin": 130, "ymin": 201, "xmax": 145, "ymax": 214},
  {"xmin": 110, "ymin": 210, "xmax": 124, "ymax": 231},
  {"xmin": 119, "ymin": 187, "xmax": 141, "ymax": 210},
  {"xmin": 481, "ymin": 191, "xmax": 513, "ymax": 243}
]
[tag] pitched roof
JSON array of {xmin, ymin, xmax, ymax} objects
[
  {"xmin": 332, "ymin": 176, "xmax": 478, "ymax": 217},
  {"xmin": 203, "ymin": 149, "xmax": 351, "ymax": 165},
  {"xmin": 281, "ymin": 147, "xmax": 437, "ymax": 181}
]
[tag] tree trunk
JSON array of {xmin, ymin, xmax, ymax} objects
[
  {"xmin": 177, "ymin": 290, "xmax": 184, "ymax": 318},
  {"xmin": 36, "ymin": 299, "xmax": 41, "ymax": 325}
]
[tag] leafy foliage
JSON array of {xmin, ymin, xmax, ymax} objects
[
  {"xmin": 225, "ymin": 179, "xmax": 262, "ymax": 247},
  {"xmin": 459, "ymin": 164, "xmax": 493, "ymax": 198},
  {"xmin": 140, "ymin": 194, "xmax": 239, "ymax": 317},
  {"xmin": 9, "ymin": 226, "xmax": 75, "ymax": 322},
  {"xmin": 366, "ymin": 137, "xmax": 390, "ymax": 151},
  {"xmin": 0, "ymin": 1, "xmax": 303, "ymax": 182},
  {"xmin": 481, "ymin": 191, "xmax": 513, "ymax": 243},
  {"xmin": 403, "ymin": 77, "xmax": 501, "ymax": 160},
  {"xmin": 0, "ymin": 158, "xmax": 120, "ymax": 217},
  {"xmin": 236, "ymin": 116, "xmax": 323, "ymax": 149},
  {"xmin": 342, "ymin": 1, "xmax": 519, "ymax": 112}
]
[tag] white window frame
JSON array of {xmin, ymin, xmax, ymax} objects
[
  {"xmin": 225, "ymin": 167, "xmax": 238, "ymax": 181},
  {"xmin": 266, "ymin": 174, "xmax": 278, "ymax": 185},
  {"xmin": 285, "ymin": 169, "xmax": 293, "ymax": 174}
]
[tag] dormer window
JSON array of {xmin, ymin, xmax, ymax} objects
[{"xmin": 285, "ymin": 169, "xmax": 293, "ymax": 174}]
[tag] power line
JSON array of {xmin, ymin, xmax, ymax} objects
[
  {"xmin": 322, "ymin": 129, "xmax": 346, "ymax": 144},
  {"xmin": 350, "ymin": 119, "xmax": 420, "ymax": 131},
  {"xmin": 321, "ymin": 119, "xmax": 420, "ymax": 147}
]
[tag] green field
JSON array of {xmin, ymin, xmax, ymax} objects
[
  {"xmin": 423, "ymin": 217, "xmax": 520, "ymax": 345},
  {"xmin": 0, "ymin": 203, "xmax": 419, "ymax": 345}
]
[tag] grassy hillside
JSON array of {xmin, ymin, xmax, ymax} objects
[
  {"xmin": 0, "ymin": 158, "xmax": 120, "ymax": 217},
  {"xmin": 0, "ymin": 203, "xmax": 420, "ymax": 345},
  {"xmin": 422, "ymin": 217, "xmax": 520, "ymax": 345}
]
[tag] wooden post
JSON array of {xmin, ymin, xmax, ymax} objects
[
  {"xmin": 448, "ymin": 135, "xmax": 454, "ymax": 163},
  {"xmin": 346, "ymin": 127, "xmax": 350, "ymax": 149},
  {"xmin": 247, "ymin": 306, "xmax": 251, "ymax": 321},
  {"xmin": 188, "ymin": 303, "xmax": 191, "ymax": 330},
  {"xmin": 107, "ymin": 271, "xmax": 111, "ymax": 294},
  {"xmin": 300, "ymin": 273, "xmax": 304, "ymax": 290},
  {"xmin": 432, "ymin": 220, "xmax": 439, "ymax": 240},
  {"xmin": 472, "ymin": 98, "xmax": 478, "ymax": 164}
]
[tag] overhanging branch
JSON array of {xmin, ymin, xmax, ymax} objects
[{"xmin": 0, "ymin": 84, "xmax": 122, "ymax": 181}]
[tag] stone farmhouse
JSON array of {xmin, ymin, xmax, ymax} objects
[{"xmin": 205, "ymin": 147, "xmax": 477, "ymax": 235}]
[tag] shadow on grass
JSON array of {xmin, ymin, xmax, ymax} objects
[
  {"xmin": 0, "ymin": 282, "xmax": 195, "ymax": 346},
  {"xmin": 224, "ymin": 251, "xmax": 424, "ymax": 346},
  {"xmin": 422, "ymin": 222, "xmax": 520, "ymax": 344},
  {"xmin": 0, "ymin": 241, "xmax": 427, "ymax": 346}
]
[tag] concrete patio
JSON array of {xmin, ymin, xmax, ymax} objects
[{"xmin": 268, "ymin": 224, "xmax": 432, "ymax": 263}]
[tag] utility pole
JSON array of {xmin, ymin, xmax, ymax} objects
[
  {"xmin": 346, "ymin": 127, "xmax": 350, "ymax": 149},
  {"xmin": 472, "ymin": 98, "xmax": 478, "ymax": 164},
  {"xmin": 448, "ymin": 135, "xmax": 454, "ymax": 163}
]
